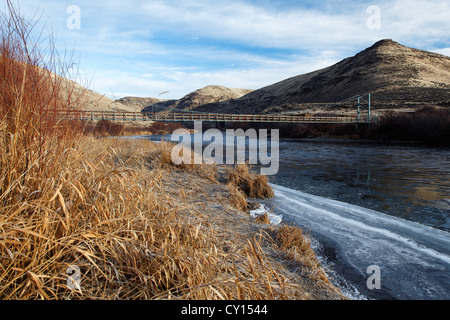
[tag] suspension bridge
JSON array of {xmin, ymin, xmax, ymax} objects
[{"xmin": 53, "ymin": 94, "xmax": 379, "ymax": 125}]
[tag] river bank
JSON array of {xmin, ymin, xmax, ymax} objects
[
  {"xmin": 130, "ymin": 133, "xmax": 450, "ymax": 299},
  {"xmin": 0, "ymin": 5, "xmax": 344, "ymax": 299},
  {"xmin": 0, "ymin": 136, "xmax": 346, "ymax": 300}
]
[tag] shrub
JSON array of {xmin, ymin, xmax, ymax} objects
[
  {"xmin": 94, "ymin": 119, "xmax": 124, "ymax": 136},
  {"xmin": 148, "ymin": 122, "xmax": 184, "ymax": 134},
  {"xmin": 227, "ymin": 164, "xmax": 274, "ymax": 199},
  {"xmin": 367, "ymin": 107, "xmax": 450, "ymax": 145}
]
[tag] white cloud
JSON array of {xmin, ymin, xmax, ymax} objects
[
  {"xmin": 379, "ymin": 0, "xmax": 450, "ymax": 47},
  {"xmin": 139, "ymin": 0, "xmax": 450, "ymax": 51},
  {"xmin": 84, "ymin": 49, "xmax": 341, "ymax": 99},
  {"xmin": 432, "ymin": 48, "xmax": 450, "ymax": 57},
  {"xmin": 140, "ymin": 0, "xmax": 364, "ymax": 50},
  {"xmin": 12, "ymin": 0, "xmax": 450, "ymax": 99}
]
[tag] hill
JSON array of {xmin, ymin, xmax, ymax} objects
[
  {"xmin": 194, "ymin": 40, "xmax": 450, "ymax": 114},
  {"xmin": 63, "ymin": 80, "xmax": 145, "ymax": 113},
  {"xmin": 115, "ymin": 96, "xmax": 166, "ymax": 110},
  {"xmin": 174, "ymin": 85, "xmax": 253, "ymax": 110},
  {"xmin": 142, "ymin": 85, "xmax": 253, "ymax": 112}
]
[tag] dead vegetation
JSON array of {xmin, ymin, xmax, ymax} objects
[
  {"xmin": 227, "ymin": 164, "xmax": 275, "ymax": 200},
  {"xmin": 275, "ymin": 225, "xmax": 332, "ymax": 285},
  {"xmin": 0, "ymin": 1, "xmax": 345, "ymax": 300},
  {"xmin": 224, "ymin": 163, "xmax": 275, "ymax": 214},
  {"xmin": 0, "ymin": 133, "xmax": 345, "ymax": 299}
]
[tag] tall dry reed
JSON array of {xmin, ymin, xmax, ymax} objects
[
  {"xmin": 0, "ymin": 1, "xmax": 342, "ymax": 300},
  {"xmin": 0, "ymin": 0, "xmax": 84, "ymax": 208}
]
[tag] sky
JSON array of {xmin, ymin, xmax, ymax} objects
[{"xmin": 9, "ymin": 0, "xmax": 450, "ymax": 100}]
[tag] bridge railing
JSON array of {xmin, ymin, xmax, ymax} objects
[{"xmin": 50, "ymin": 110, "xmax": 373, "ymax": 124}]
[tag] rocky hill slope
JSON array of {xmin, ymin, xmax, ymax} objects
[
  {"xmin": 194, "ymin": 40, "xmax": 450, "ymax": 114},
  {"xmin": 115, "ymin": 97, "xmax": 166, "ymax": 110},
  {"xmin": 141, "ymin": 85, "xmax": 253, "ymax": 112},
  {"xmin": 72, "ymin": 84, "xmax": 252, "ymax": 113},
  {"xmin": 174, "ymin": 85, "xmax": 253, "ymax": 110},
  {"xmin": 65, "ymin": 80, "xmax": 144, "ymax": 113}
]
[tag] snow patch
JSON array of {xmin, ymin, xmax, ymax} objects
[{"xmin": 249, "ymin": 204, "xmax": 282, "ymax": 226}]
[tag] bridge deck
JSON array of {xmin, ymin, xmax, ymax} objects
[{"xmin": 53, "ymin": 110, "xmax": 373, "ymax": 124}]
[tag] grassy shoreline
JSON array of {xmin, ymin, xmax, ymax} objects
[
  {"xmin": 0, "ymin": 136, "xmax": 346, "ymax": 299},
  {"xmin": 0, "ymin": 0, "xmax": 346, "ymax": 299},
  {"xmin": 0, "ymin": 2, "xmax": 345, "ymax": 299}
]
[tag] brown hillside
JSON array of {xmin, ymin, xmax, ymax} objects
[
  {"xmin": 194, "ymin": 40, "xmax": 450, "ymax": 114},
  {"xmin": 142, "ymin": 85, "xmax": 253, "ymax": 112},
  {"xmin": 174, "ymin": 85, "xmax": 253, "ymax": 110},
  {"xmin": 62, "ymin": 79, "xmax": 144, "ymax": 113},
  {"xmin": 115, "ymin": 96, "xmax": 166, "ymax": 110}
]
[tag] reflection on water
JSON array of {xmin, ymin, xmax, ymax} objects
[{"xmin": 270, "ymin": 139, "xmax": 450, "ymax": 232}]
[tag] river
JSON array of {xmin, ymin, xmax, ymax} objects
[
  {"xmin": 125, "ymin": 134, "xmax": 450, "ymax": 300},
  {"xmin": 265, "ymin": 139, "xmax": 450, "ymax": 300}
]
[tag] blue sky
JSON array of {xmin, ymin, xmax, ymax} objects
[{"xmin": 11, "ymin": 0, "xmax": 450, "ymax": 99}]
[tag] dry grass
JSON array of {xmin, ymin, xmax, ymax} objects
[
  {"xmin": 0, "ymin": 136, "xmax": 344, "ymax": 299},
  {"xmin": 255, "ymin": 213, "xmax": 272, "ymax": 225},
  {"xmin": 273, "ymin": 225, "xmax": 345, "ymax": 298},
  {"xmin": 275, "ymin": 226, "xmax": 329, "ymax": 282},
  {"xmin": 225, "ymin": 163, "xmax": 275, "ymax": 213},
  {"xmin": 0, "ymin": 1, "xmax": 345, "ymax": 300},
  {"xmin": 226, "ymin": 183, "xmax": 249, "ymax": 212},
  {"xmin": 227, "ymin": 164, "xmax": 275, "ymax": 200},
  {"xmin": 154, "ymin": 141, "xmax": 219, "ymax": 183}
]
